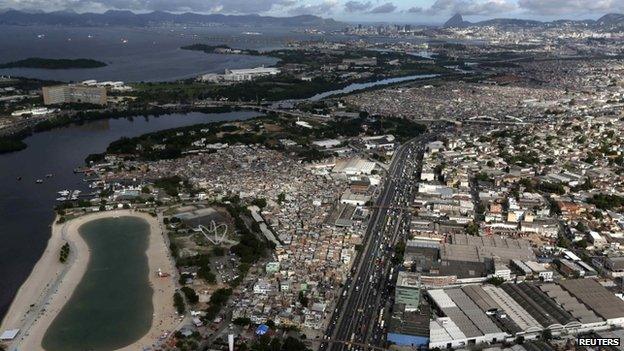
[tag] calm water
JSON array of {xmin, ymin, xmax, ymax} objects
[
  {"xmin": 308, "ymin": 73, "xmax": 440, "ymax": 101},
  {"xmin": 0, "ymin": 25, "xmax": 452, "ymax": 83},
  {"xmin": 0, "ymin": 25, "xmax": 286, "ymax": 82},
  {"xmin": 42, "ymin": 216, "xmax": 152, "ymax": 351},
  {"xmin": 0, "ymin": 111, "xmax": 260, "ymax": 321}
]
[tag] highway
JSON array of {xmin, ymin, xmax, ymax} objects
[{"xmin": 321, "ymin": 131, "xmax": 433, "ymax": 351}]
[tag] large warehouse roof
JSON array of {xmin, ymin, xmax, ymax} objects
[
  {"xmin": 539, "ymin": 284, "xmax": 602, "ymax": 325},
  {"xmin": 560, "ymin": 279, "xmax": 624, "ymax": 321},
  {"xmin": 440, "ymin": 234, "xmax": 536, "ymax": 263}
]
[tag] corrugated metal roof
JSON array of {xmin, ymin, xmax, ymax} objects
[
  {"xmin": 462, "ymin": 284, "xmax": 501, "ymax": 312},
  {"xmin": 445, "ymin": 288, "xmax": 502, "ymax": 335},
  {"xmin": 428, "ymin": 289, "xmax": 457, "ymax": 309},
  {"xmin": 482, "ymin": 285, "xmax": 542, "ymax": 331},
  {"xmin": 560, "ymin": 279, "xmax": 624, "ymax": 321}
]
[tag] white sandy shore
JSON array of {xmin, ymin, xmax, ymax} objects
[{"xmin": 0, "ymin": 209, "xmax": 179, "ymax": 351}]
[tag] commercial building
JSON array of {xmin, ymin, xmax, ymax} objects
[
  {"xmin": 10, "ymin": 107, "xmax": 55, "ymax": 117},
  {"xmin": 42, "ymin": 84, "xmax": 107, "ymax": 105},
  {"xmin": 332, "ymin": 157, "xmax": 376, "ymax": 175},
  {"xmin": 200, "ymin": 67, "xmax": 280, "ymax": 82},
  {"xmin": 403, "ymin": 234, "xmax": 536, "ymax": 285},
  {"xmin": 395, "ymin": 271, "xmax": 423, "ymax": 311},
  {"xmin": 424, "ymin": 280, "xmax": 624, "ymax": 349},
  {"xmin": 559, "ymin": 279, "xmax": 624, "ymax": 326},
  {"xmin": 387, "ymin": 302, "xmax": 430, "ymax": 349}
]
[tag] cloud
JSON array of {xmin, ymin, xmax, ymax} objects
[
  {"xmin": 344, "ymin": 0, "xmax": 372, "ymax": 13},
  {"xmin": 369, "ymin": 2, "xmax": 396, "ymax": 13},
  {"xmin": 287, "ymin": 0, "xmax": 338, "ymax": 15},
  {"xmin": 408, "ymin": 0, "xmax": 516, "ymax": 16},
  {"xmin": 517, "ymin": 0, "xmax": 624, "ymax": 15},
  {"xmin": 0, "ymin": 0, "xmax": 295, "ymax": 14}
]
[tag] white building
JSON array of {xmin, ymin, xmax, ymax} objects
[
  {"xmin": 333, "ymin": 157, "xmax": 376, "ymax": 175},
  {"xmin": 201, "ymin": 67, "xmax": 280, "ymax": 82}
]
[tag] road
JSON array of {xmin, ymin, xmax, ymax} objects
[{"xmin": 321, "ymin": 131, "xmax": 434, "ymax": 351}]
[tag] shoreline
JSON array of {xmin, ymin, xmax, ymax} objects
[{"xmin": 0, "ymin": 209, "xmax": 179, "ymax": 351}]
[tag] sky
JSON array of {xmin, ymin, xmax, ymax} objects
[{"xmin": 1, "ymin": 0, "xmax": 623, "ymax": 24}]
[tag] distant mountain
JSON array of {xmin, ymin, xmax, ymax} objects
[
  {"xmin": 442, "ymin": 13, "xmax": 624, "ymax": 30},
  {"xmin": 0, "ymin": 9, "xmax": 344, "ymax": 29},
  {"xmin": 443, "ymin": 14, "xmax": 468, "ymax": 28},
  {"xmin": 597, "ymin": 13, "xmax": 624, "ymax": 28}
]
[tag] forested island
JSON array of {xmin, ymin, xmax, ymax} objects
[
  {"xmin": 181, "ymin": 44, "xmax": 260, "ymax": 56},
  {"xmin": 0, "ymin": 57, "xmax": 107, "ymax": 69}
]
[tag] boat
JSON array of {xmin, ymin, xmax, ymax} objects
[
  {"xmin": 56, "ymin": 197, "xmax": 67, "ymax": 202},
  {"xmin": 35, "ymin": 179, "xmax": 43, "ymax": 184},
  {"xmin": 46, "ymin": 173, "xmax": 53, "ymax": 178},
  {"xmin": 58, "ymin": 190, "xmax": 70, "ymax": 196},
  {"xmin": 16, "ymin": 176, "xmax": 22, "ymax": 181}
]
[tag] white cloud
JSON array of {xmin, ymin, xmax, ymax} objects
[
  {"xmin": 518, "ymin": 0, "xmax": 624, "ymax": 15},
  {"xmin": 369, "ymin": 2, "xmax": 396, "ymax": 13},
  {"xmin": 0, "ymin": 0, "xmax": 295, "ymax": 14},
  {"xmin": 344, "ymin": 0, "xmax": 372, "ymax": 13},
  {"xmin": 408, "ymin": 0, "xmax": 516, "ymax": 16},
  {"xmin": 287, "ymin": 0, "xmax": 338, "ymax": 15}
]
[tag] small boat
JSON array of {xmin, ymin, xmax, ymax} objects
[
  {"xmin": 46, "ymin": 173, "xmax": 53, "ymax": 178},
  {"xmin": 16, "ymin": 176, "xmax": 22, "ymax": 181},
  {"xmin": 58, "ymin": 190, "xmax": 70, "ymax": 196},
  {"xmin": 56, "ymin": 197, "xmax": 67, "ymax": 201},
  {"xmin": 35, "ymin": 179, "xmax": 43, "ymax": 184}
]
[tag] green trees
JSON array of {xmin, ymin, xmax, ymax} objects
[
  {"xmin": 466, "ymin": 222, "xmax": 479, "ymax": 236},
  {"xmin": 154, "ymin": 176, "xmax": 185, "ymax": 197},
  {"xmin": 391, "ymin": 241, "xmax": 406, "ymax": 265},
  {"xmin": 59, "ymin": 243, "xmax": 70, "ymax": 263},
  {"xmin": 212, "ymin": 246, "xmax": 225, "ymax": 256},
  {"xmin": 277, "ymin": 193, "xmax": 286, "ymax": 204},
  {"xmin": 250, "ymin": 335, "xmax": 309, "ymax": 351},
  {"xmin": 538, "ymin": 181, "xmax": 565, "ymax": 195},
  {"xmin": 233, "ymin": 317, "xmax": 252, "ymax": 326},
  {"xmin": 205, "ymin": 288, "xmax": 232, "ymax": 320},
  {"xmin": 173, "ymin": 291, "xmax": 186, "ymax": 315},
  {"xmin": 252, "ymin": 198, "xmax": 268, "ymax": 209},
  {"xmin": 588, "ymin": 194, "xmax": 624, "ymax": 210},
  {"xmin": 298, "ymin": 291, "xmax": 309, "ymax": 307},
  {"xmin": 180, "ymin": 287, "xmax": 199, "ymax": 305}
]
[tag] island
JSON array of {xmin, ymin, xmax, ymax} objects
[
  {"xmin": 181, "ymin": 44, "xmax": 260, "ymax": 56},
  {"xmin": 0, "ymin": 57, "xmax": 107, "ymax": 69}
]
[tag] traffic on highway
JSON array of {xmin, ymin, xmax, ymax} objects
[{"xmin": 320, "ymin": 131, "xmax": 434, "ymax": 351}]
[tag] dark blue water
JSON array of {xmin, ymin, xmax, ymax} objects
[
  {"xmin": 42, "ymin": 216, "xmax": 152, "ymax": 351},
  {"xmin": 0, "ymin": 25, "xmax": 285, "ymax": 82},
  {"xmin": 0, "ymin": 111, "xmax": 260, "ymax": 321}
]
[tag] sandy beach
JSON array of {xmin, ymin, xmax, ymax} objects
[{"xmin": 0, "ymin": 209, "xmax": 179, "ymax": 351}]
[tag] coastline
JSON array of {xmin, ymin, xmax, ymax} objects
[{"xmin": 0, "ymin": 209, "xmax": 179, "ymax": 351}]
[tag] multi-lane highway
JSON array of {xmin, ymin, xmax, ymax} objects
[{"xmin": 321, "ymin": 132, "xmax": 431, "ymax": 351}]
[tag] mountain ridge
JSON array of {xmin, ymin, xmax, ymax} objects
[
  {"xmin": 442, "ymin": 12, "xmax": 624, "ymax": 29},
  {"xmin": 0, "ymin": 9, "xmax": 344, "ymax": 28}
]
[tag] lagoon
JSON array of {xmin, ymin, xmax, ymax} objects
[{"xmin": 42, "ymin": 216, "xmax": 152, "ymax": 351}]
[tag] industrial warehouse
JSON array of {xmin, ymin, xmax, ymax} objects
[{"xmin": 386, "ymin": 279, "xmax": 624, "ymax": 350}]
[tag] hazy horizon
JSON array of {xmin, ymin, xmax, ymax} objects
[{"xmin": 0, "ymin": 0, "xmax": 622, "ymax": 24}]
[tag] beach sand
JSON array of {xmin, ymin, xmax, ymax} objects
[{"xmin": 0, "ymin": 209, "xmax": 179, "ymax": 351}]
